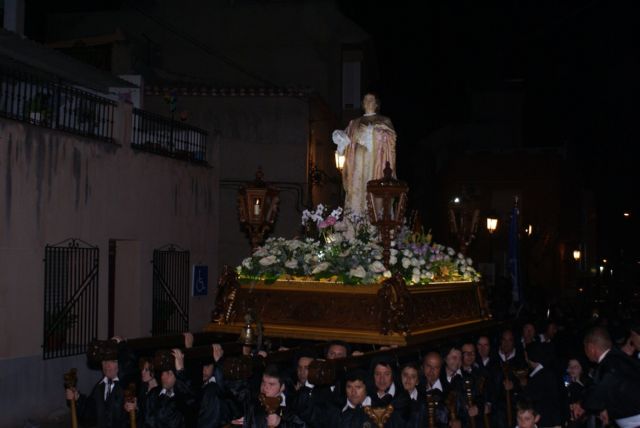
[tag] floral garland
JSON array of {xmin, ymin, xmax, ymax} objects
[{"xmin": 238, "ymin": 205, "xmax": 481, "ymax": 285}]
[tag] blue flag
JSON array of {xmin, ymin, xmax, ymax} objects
[{"xmin": 508, "ymin": 204, "xmax": 522, "ymax": 304}]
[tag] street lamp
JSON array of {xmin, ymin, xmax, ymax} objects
[
  {"xmin": 486, "ymin": 216, "xmax": 498, "ymax": 234},
  {"xmin": 237, "ymin": 168, "xmax": 280, "ymax": 250},
  {"xmin": 448, "ymin": 195, "xmax": 479, "ymax": 255},
  {"xmin": 573, "ymin": 250, "xmax": 581, "ymax": 261},
  {"xmin": 366, "ymin": 162, "xmax": 408, "ymax": 267}
]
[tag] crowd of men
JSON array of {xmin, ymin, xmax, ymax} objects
[{"xmin": 64, "ymin": 317, "xmax": 640, "ymax": 428}]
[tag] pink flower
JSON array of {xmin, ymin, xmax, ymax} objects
[{"xmin": 318, "ymin": 216, "xmax": 337, "ymax": 229}]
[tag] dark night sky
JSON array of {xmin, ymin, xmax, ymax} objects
[
  {"xmin": 24, "ymin": 0, "xmax": 639, "ymax": 261},
  {"xmin": 337, "ymin": 1, "xmax": 639, "ymax": 261}
]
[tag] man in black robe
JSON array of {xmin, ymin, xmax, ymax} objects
[
  {"xmin": 65, "ymin": 339, "xmax": 133, "ymax": 428},
  {"xmin": 521, "ymin": 342, "xmax": 564, "ymax": 427},
  {"xmin": 240, "ymin": 364, "xmax": 305, "ymax": 428},
  {"xmin": 197, "ymin": 343, "xmax": 230, "ymax": 428},
  {"xmin": 142, "ymin": 348, "xmax": 197, "ymax": 428},
  {"xmin": 489, "ymin": 329, "xmax": 526, "ymax": 428},
  {"xmin": 574, "ymin": 327, "xmax": 640, "ymax": 428}
]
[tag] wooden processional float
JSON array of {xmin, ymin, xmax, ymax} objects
[{"xmin": 206, "ymin": 266, "xmax": 491, "ymax": 347}]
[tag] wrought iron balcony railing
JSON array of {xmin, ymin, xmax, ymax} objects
[
  {"xmin": 0, "ymin": 65, "xmax": 116, "ymax": 142},
  {"xmin": 132, "ymin": 108, "xmax": 208, "ymax": 163}
]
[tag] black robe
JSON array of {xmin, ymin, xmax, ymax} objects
[
  {"xmin": 488, "ymin": 354, "xmax": 526, "ymax": 428},
  {"xmin": 76, "ymin": 379, "xmax": 129, "ymax": 428},
  {"xmin": 143, "ymin": 372, "xmax": 197, "ymax": 428},
  {"xmin": 583, "ymin": 348, "xmax": 640, "ymax": 421},
  {"xmin": 370, "ymin": 383, "xmax": 412, "ymax": 425},
  {"xmin": 522, "ymin": 366, "xmax": 565, "ymax": 427},
  {"xmin": 197, "ymin": 380, "xmax": 231, "ymax": 428},
  {"xmin": 242, "ymin": 398, "xmax": 306, "ymax": 428},
  {"xmin": 325, "ymin": 401, "xmax": 406, "ymax": 428},
  {"xmin": 407, "ymin": 388, "xmax": 449, "ymax": 428}
]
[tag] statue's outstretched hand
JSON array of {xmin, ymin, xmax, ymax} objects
[{"xmin": 332, "ymin": 130, "xmax": 350, "ymax": 154}]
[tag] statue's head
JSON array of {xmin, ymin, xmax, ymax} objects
[{"xmin": 362, "ymin": 92, "xmax": 380, "ymax": 114}]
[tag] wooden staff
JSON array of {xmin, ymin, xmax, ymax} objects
[
  {"xmin": 124, "ymin": 382, "xmax": 137, "ymax": 428},
  {"xmin": 464, "ymin": 378, "xmax": 477, "ymax": 428},
  {"xmin": 63, "ymin": 368, "xmax": 78, "ymax": 428},
  {"xmin": 258, "ymin": 393, "xmax": 282, "ymax": 428},
  {"xmin": 446, "ymin": 390, "xmax": 459, "ymax": 425},
  {"xmin": 426, "ymin": 392, "xmax": 438, "ymax": 427},
  {"xmin": 477, "ymin": 376, "xmax": 490, "ymax": 428},
  {"xmin": 502, "ymin": 362, "xmax": 513, "ymax": 428}
]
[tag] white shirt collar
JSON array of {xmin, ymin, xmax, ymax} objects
[
  {"xmin": 529, "ymin": 364, "xmax": 544, "ymax": 378},
  {"xmin": 409, "ymin": 388, "xmax": 418, "ymax": 401},
  {"xmin": 363, "ymin": 112, "xmax": 377, "ymax": 117},
  {"xmin": 343, "ymin": 396, "xmax": 371, "ymax": 412},
  {"xmin": 482, "ymin": 356, "xmax": 490, "ymax": 366},
  {"xmin": 101, "ymin": 377, "xmax": 118, "ymax": 400},
  {"xmin": 279, "ymin": 392, "xmax": 286, "ymax": 407},
  {"xmin": 447, "ymin": 369, "xmax": 462, "ymax": 383},
  {"xmin": 206, "ymin": 375, "xmax": 216, "ymax": 385},
  {"xmin": 304, "ymin": 380, "xmax": 314, "ymax": 389},
  {"xmin": 499, "ymin": 349, "xmax": 516, "ymax": 362},
  {"xmin": 598, "ymin": 348, "xmax": 611, "ymax": 363},
  {"xmin": 426, "ymin": 379, "xmax": 443, "ymax": 392},
  {"xmin": 377, "ymin": 382, "xmax": 395, "ymax": 398},
  {"xmin": 159, "ymin": 388, "xmax": 174, "ymax": 398}
]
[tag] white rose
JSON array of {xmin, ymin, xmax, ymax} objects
[
  {"xmin": 370, "ymin": 261, "xmax": 386, "ymax": 273},
  {"xmin": 411, "ymin": 257, "xmax": 419, "ymax": 267},
  {"xmin": 402, "ymin": 258, "xmax": 411, "ymax": 269},
  {"xmin": 253, "ymin": 248, "xmax": 269, "ymax": 257},
  {"xmin": 284, "ymin": 259, "xmax": 298, "ymax": 269},
  {"xmin": 389, "ymin": 256, "xmax": 398, "ymax": 265},
  {"xmin": 466, "ymin": 257, "xmax": 473, "ymax": 265},
  {"xmin": 259, "ymin": 255, "xmax": 277, "ymax": 266},
  {"xmin": 349, "ymin": 266, "xmax": 367, "ymax": 278},
  {"xmin": 411, "ymin": 273, "xmax": 420, "ymax": 284},
  {"xmin": 383, "ymin": 270, "xmax": 392, "ymax": 278},
  {"xmin": 287, "ymin": 240, "xmax": 302, "ymax": 250},
  {"xmin": 311, "ymin": 262, "xmax": 330, "ymax": 274},
  {"xmin": 241, "ymin": 258, "xmax": 253, "ymax": 269}
]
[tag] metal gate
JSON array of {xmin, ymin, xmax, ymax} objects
[
  {"xmin": 152, "ymin": 245, "xmax": 190, "ymax": 335},
  {"xmin": 43, "ymin": 239, "xmax": 99, "ymax": 359}
]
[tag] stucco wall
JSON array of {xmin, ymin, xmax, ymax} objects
[
  {"xmin": 0, "ymin": 112, "xmax": 218, "ymax": 425},
  {"xmin": 143, "ymin": 95, "xmax": 310, "ymax": 268}
]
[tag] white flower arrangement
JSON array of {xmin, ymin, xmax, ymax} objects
[{"xmin": 237, "ymin": 205, "xmax": 481, "ymax": 285}]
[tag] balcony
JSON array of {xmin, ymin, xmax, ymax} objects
[
  {"xmin": 1, "ymin": 65, "xmax": 208, "ymax": 164},
  {"xmin": 131, "ymin": 108, "xmax": 207, "ymax": 163},
  {"xmin": 0, "ymin": 65, "xmax": 116, "ymax": 142}
]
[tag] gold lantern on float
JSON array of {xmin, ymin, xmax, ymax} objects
[
  {"xmin": 366, "ymin": 162, "xmax": 408, "ymax": 268},
  {"xmin": 237, "ymin": 168, "xmax": 280, "ymax": 249}
]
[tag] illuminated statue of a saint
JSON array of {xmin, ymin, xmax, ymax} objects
[{"xmin": 333, "ymin": 93, "xmax": 397, "ymax": 215}]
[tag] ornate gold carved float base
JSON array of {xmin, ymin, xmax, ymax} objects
[{"xmin": 206, "ymin": 268, "xmax": 491, "ymax": 346}]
